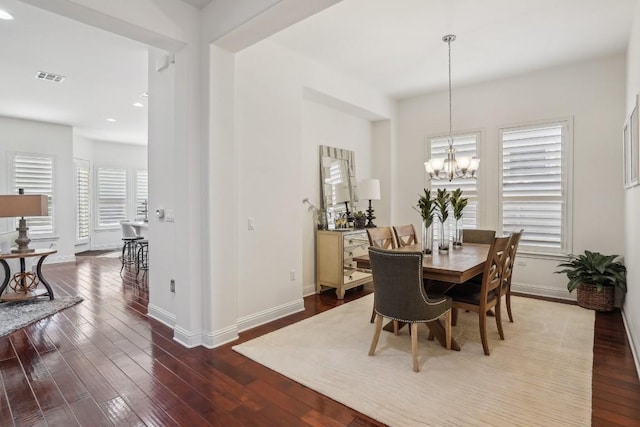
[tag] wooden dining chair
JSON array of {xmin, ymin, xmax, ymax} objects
[
  {"xmin": 366, "ymin": 227, "xmax": 396, "ymax": 249},
  {"xmin": 368, "ymin": 247, "xmax": 452, "ymax": 372},
  {"xmin": 446, "ymin": 235, "xmax": 510, "ymax": 355},
  {"xmin": 500, "ymin": 229, "xmax": 523, "ymax": 323},
  {"xmin": 462, "ymin": 229, "xmax": 496, "ymax": 244},
  {"xmin": 393, "ymin": 224, "xmax": 418, "ymax": 247}
]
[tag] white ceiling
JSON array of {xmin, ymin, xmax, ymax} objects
[
  {"xmin": 0, "ymin": 0, "xmax": 636, "ymax": 146},
  {"xmin": 269, "ymin": 0, "xmax": 638, "ymax": 99},
  {"xmin": 180, "ymin": 0, "xmax": 213, "ymax": 8},
  {"xmin": 0, "ymin": 0, "xmax": 149, "ymax": 144}
]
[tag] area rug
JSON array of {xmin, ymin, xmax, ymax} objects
[
  {"xmin": 0, "ymin": 296, "xmax": 83, "ymax": 337},
  {"xmin": 233, "ymin": 294, "xmax": 594, "ymax": 426}
]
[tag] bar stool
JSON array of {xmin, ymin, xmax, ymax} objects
[
  {"xmin": 136, "ymin": 239, "xmax": 149, "ymax": 275},
  {"xmin": 120, "ymin": 222, "xmax": 142, "ymax": 272}
]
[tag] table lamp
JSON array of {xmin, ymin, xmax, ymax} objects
[
  {"xmin": 358, "ymin": 179, "xmax": 381, "ymax": 228},
  {"xmin": 0, "ymin": 189, "xmax": 49, "ymax": 253}
]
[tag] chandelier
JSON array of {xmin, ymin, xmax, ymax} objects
[{"xmin": 425, "ymin": 34, "xmax": 480, "ymax": 181}]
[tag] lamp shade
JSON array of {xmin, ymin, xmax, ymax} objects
[
  {"xmin": 358, "ymin": 179, "xmax": 381, "ymax": 200},
  {"xmin": 0, "ymin": 194, "xmax": 48, "ymax": 218},
  {"xmin": 333, "ymin": 184, "xmax": 351, "ymax": 204}
]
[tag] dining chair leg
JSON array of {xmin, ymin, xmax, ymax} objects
[
  {"xmin": 479, "ymin": 311, "xmax": 490, "ymax": 356},
  {"xmin": 427, "ymin": 330, "xmax": 435, "ymax": 341},
  {"xmin": 506, "ymin": 291, "xmax": 514, "ymax": 323},
  {"xmin": 411, "ymin": 323, "xmax": 419, "ymax": 372},
  {"xmin": 495, "ymin": 300, "xmax": 504, "ymax": 340},
  {"xmin": 444, "ymin": 310, "xmax": 451, "ymax": 350},
  {"xmin": 120, "ymin": 242, "xmax": 126, "ymax": 272},
  {"xmin": 368, "ymin": 314, "xmax": 383, "ymax": 356},
  {"xmin": 451, "ymin": 307, "xmax": 458, "ymax": 326},
  {"xmin": 370, "ymin": 296, "xmax": 376, "ymax": 323},
  {"xmin": 393, "ymin": 320, "xmax": 399, "ymax": 336}
]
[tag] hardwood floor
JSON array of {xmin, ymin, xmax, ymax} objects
[{"xmin": 0, "ymin": 256, "xmax": 639, "ymax": 426}]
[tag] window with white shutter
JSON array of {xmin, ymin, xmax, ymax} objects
[
  {"xmin": 426, "ymin": 133, "xmax": 479, "ymax": 238},
  {"xmin": 96, "ymin": 167, "xmax": 127, "ymax": 228},
  {"xmin": 500, "ymin": 120, "xmax": 572, "ymax": 254},
  {"xmin": 75, "ymin": 159, "xmax": 90, "ymax": 243},
  {"xmin": 135, "ymin": 170, "xmax": 148, "ymax": 219},
  {"xmin": 10, "ymin": 153, "xmax": 54, "ymax": 236}
]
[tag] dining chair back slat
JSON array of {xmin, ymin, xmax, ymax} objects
[
  {"xmin": 462, "ymin": 229, "xmax": 496, "ymax": 244},
  {"xmin": 366, "ymin": 227, "xmax": 396, "ymax": 249},
  {"xmin": 393, "ymin": 224, "xmax": 418, "ymax": 247}
]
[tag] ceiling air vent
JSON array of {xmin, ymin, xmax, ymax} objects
[{"xmin": 35, "ymin": 71, "xmax": 66, "ymax": 83}]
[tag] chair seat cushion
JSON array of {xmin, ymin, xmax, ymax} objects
[{"xmin": 446, "ymin": 283, "xmax": 497, "ymax": 305}]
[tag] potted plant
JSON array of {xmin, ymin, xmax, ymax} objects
[
  {"xmin": 555, "ymin": 250, "xmax": 627, "ymax": 311},
  {"xmin": 434, "ymin": 188, "xmax": 450, "ymax": 252},
  {"xmin": 450, "ymin": 188, "xmax": 468, "ymax": 246},
  {"xmin": 415, "ymin": 189, "xmax": 435, "ymax": 254},
  {"xmin": 353, "ymin": 211, "xmax": 366, "ymax": 229}
]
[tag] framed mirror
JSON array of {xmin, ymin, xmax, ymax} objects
[{"xmin": 319, "ymin": 145, "xmax": 356, "ymax": 228}]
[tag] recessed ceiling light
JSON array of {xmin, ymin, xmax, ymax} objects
[
  {"xmin": 0, "ymin": 10, "xmax": 14, "ymax": 20},
  {"xmin": 106, "ymin": 118, "xmax": 117, "ymax": 122},
  {"xmin": 132, "ymin": 102, "xmax": 144, "ymax": 108}
]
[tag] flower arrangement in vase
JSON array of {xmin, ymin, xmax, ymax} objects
[
  {"xmin": 434, "ymin": 188, "xmax": 450, "ymax": 252},
  {"xmin": 415, "ymin": 189, "xmax": 435, "ymax": 254},
  {"xmin": 450, "ymin": 188, "xmax": 468, "ymax": 246}
]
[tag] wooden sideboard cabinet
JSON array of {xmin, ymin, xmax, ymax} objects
[{"xmin": 316, "ymin": 229, "xmax": 373, "ymax": 299}]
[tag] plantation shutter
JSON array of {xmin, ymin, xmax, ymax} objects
[
  {"xmin": 97, "ymin": 168, "xmax": 127, "ymax": 228},
  {"xmin": 75, "ymin": 160, "xmax": 90, "ymax": 242},
  {"xmin": 135, "ymin": 170, "xmax": 148, "ymax": 218},
  {"xmin": 501, "ymin": 122, "xmax": 568, "ymax": 253},
  {"xmin": 12, "ymin": 154, "xmax": 54, "ymax": 236},
  {"xmin": 428, "ymin": 133, "xmax": 479, "ymax": 233}
]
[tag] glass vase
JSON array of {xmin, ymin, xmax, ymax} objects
[
  {"xmin": 421, "ymin": 221, "xmax": 433, "ymax": 255},
  {"xmin": 438, "ymin": 219, "xmax": 450, "ymax": 253},
  {"xmin": 453, "ymin": 216, "xmax": 463, "ymax": 246}
]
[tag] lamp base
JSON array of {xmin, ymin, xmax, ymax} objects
[
  {"xmin": 364, "ymin": 200, "xmax": 377, "ymax": 228},
  {"xmin": 13, "ymin": 218, "xmax": 34, "ymax": 253}
]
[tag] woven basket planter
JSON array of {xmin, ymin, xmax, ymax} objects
[{"xmin": 576, "ymin": 284, "xmax": 615, "ymax": 311}]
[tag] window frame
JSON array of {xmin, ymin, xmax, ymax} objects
[
  {"xmin": 74, "ymin": 159, "xmax": 91, "ymax": 244},
  {"xmin": 9, "ymin": 152, "xmax": 56, "ymax": 238},
  {"xmin": 134, "ymin": 169, "xmax": 149, "ymax": 219},
  {"xmin": 498, "ymin": 118, "xmax": 573, "ymax": 256},
  {"xmin": 95, "ymin": 167, "xmax": 128, "ymax": 230}
]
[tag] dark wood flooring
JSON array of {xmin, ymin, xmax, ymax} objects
[{"xmin": 0, "ymin": 256, "xmax": 638, "ymax": 426}]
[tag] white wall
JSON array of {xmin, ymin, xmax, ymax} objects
[
  {"xmin": 0, "ymin": 116, "xmax": 75, "ymax": 263},
  {"xmin": 234, "ymin": 39, "xmax": 394, "ymax": 327},
  {"xmin": 396, "ymin": 54, "xmax": 626, "ymax": 300},
  {"xmin": 301, "ymin": 99, "xmax": 374, "ymax": 294},
  {"xmin": 624, "ymin": 2, "xmax": 640, "ymax": 376}
]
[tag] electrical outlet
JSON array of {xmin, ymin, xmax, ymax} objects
[
  {"xmin": 170, "ymin": 279, "xmax": 175, "ymax": 292},
  {"xmin": 289, "ymin": 270, "xmax": 295, "ymax": 281},
  {"xmin": 248, "ymin": 217, "xmax": 255, "ymax": 230}
]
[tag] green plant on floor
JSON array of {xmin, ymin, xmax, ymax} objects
[{"xmin": 555, "ymin": 250, "xmax": 627, "ymax": 293}]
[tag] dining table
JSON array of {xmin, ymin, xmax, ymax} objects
[{"xmin": 353, "ymin": 243, "xmax": 490, "ymax": 351}]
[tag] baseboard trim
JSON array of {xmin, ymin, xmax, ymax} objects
[
  {"xmin": 147, "ymin": 303, "xmax": 176, "ymax": 329},
  {"xmin": 48, "ymin": 254, "xmax": 76, "ymax": 264},
  {"xmin": 303, "ymin": 283, "xmax": 316, "ymax": 297},
  {"xmin": 237, "ymin": 298, "xmax": 305, "ymax": 333},
  {"xmin": 511, "ymin": 282, "xmax": 574, "ymax": 301},
  {"xmin": 174, "ymin": 326, "xmax": 202, "ymax": 348},
  {"xmin": 92, "ymin": 243, "xmax": 121, "ymax": 251},
  {"xmin": 200, "ymin": 325, "xmax": 239, "ymax": 349},
  {"xmin": 621, "ymin": 308, "xmax": 640, "ymax": 381}
]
